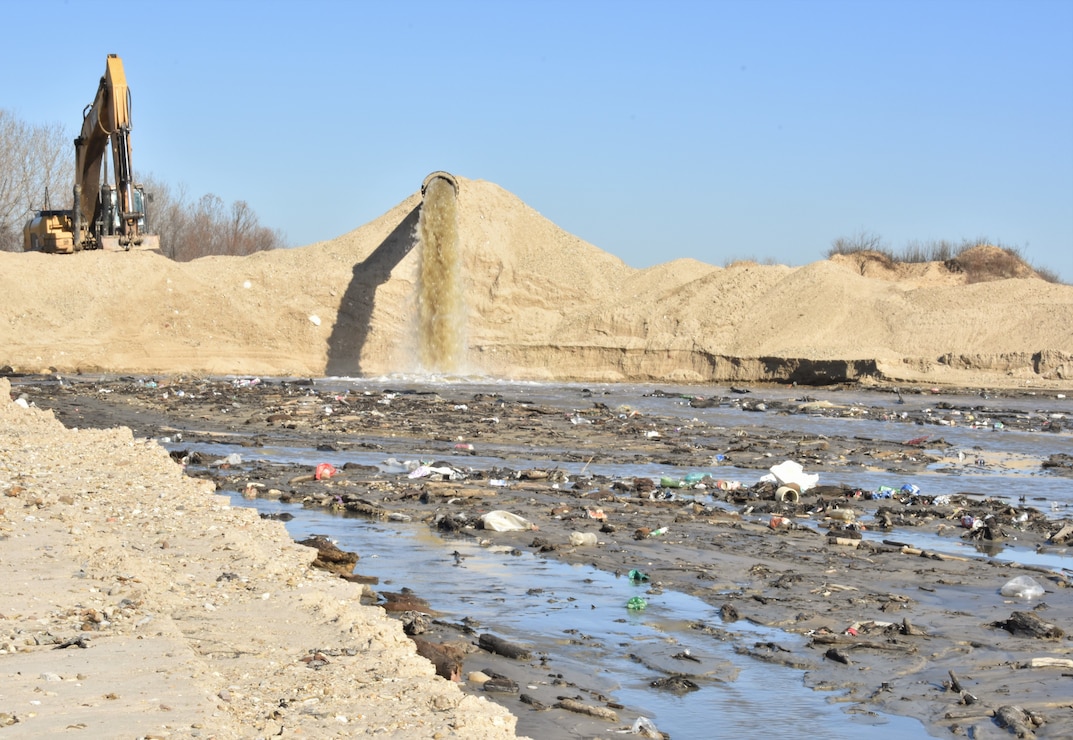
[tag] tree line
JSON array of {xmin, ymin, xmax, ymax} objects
[{"xmin": 0, "ymin": 108, "xmax": 285, "ymax": 259}]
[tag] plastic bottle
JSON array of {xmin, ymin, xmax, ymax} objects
[{"xmin": 626, "ymin": 596, "xmax": 647, "ymax": 610}]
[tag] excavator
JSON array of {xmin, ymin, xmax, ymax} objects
[{"xmin": 23, "ymin": 54, "xmax": 159, "ymax": 253}]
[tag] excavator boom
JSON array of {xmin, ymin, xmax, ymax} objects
[{"xmin": 24, "ymin": 54, "xmax": 158, "ymax": 253}]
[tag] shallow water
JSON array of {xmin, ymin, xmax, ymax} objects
[
  {"xmin": 175, "ymin": 377, "xmax": 1072, "ymax": 738},
  {"xmin": 228, "ymin": 493, "xmax": 929, "ymax": 739}
]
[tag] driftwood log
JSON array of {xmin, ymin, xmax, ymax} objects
[
  {"xmin": 478, "ymin": 632, "xmax": 532, "ymax": 660},
  {"xmin": 296, "ymin": 535, "xmax": 358, "ymax": 575},
  {"xmin": 553, "ymin": 698, "xmax": 618, "ymax": 721},
  {"xmin": 811, "ymin": 634, "xmax": 918, "ymax": 652},
  {"xmin": 410, "ymin": 637, "xmax": 464, "ymax": 681}
]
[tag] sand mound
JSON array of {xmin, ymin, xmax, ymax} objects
[
  {"xmin": 1, "ymin": 176, "xmax": 1071, "ymax": 387},
  {"xmin": 829, "ymin": 251, "xmax": 964, "ymax": 286}
]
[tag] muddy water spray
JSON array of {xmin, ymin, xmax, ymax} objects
[{"xmin": 416, "ymin": 172, "xmax": 464, "ymax": 372}]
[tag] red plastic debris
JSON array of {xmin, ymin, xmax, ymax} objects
[{"xmin": 315, "ymin": 463, "xmax": 337, "ymax": 481}]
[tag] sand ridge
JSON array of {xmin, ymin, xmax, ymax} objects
[{"xmin": 0, "ymin": 176, "xmax": 1070, "ymax": 386}]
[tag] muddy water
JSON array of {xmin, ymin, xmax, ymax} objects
[{"xmin": 227, "ymin": 492, "xmax": 928, "ymax": 739}]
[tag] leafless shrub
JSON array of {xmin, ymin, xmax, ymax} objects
[
  {"xmin": 1034, "ymin": 265, "xmax": 1061, "ymax": 284},
  {"xmin": 723, "ymin": 256, "xmax": 779, "ymax": 269},
  {"xmin": 829, "ymin": 230, "xmax": 1064, "ymax": 284},
  {"xmin": 945, "ymin": 244, "xmax": 1035, "ymax": 283},
  {"xmin": 828, "ymin": 230, "xmax": 888, "ymax": 257}
]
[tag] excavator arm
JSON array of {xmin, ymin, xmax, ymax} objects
[{"xmin": 72, "ymin": 54, "xmax": 145, "ymax": 248}]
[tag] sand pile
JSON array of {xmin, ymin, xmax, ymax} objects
[{"xmin": 1, "ymin": 176, "xmax": 1070, "ymax": 387}]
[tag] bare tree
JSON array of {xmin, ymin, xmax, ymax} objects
[
  {"xmin": 225, "ymin": 199, "xmax": 284, "ymax": 257},
  {"xmin": 139, "ymin": 178, "xmax": 285, "ymax": 261},
  {"xmin": 138, "ymin": 175, "xmax": 189, "ymax": 260},
  {"xmin": 0, "ymin": 109, "xmax": 72, "ymax": 251},
  {"xmin": 2, "ymin": 108, "xmax": 285, "ymax": 258}
]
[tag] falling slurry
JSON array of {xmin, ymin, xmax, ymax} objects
[{"xmin": 416, "ymin": 176, "xmax": 466, "ymax": 372}]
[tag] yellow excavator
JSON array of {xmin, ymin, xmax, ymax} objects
[{"xmin": 24, "ymin": 54, "xmax": 159, "ymax": 253}]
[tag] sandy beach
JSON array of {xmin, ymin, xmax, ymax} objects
[{"xmin": 0, "ymin": 378, "xmax": 520, "ymax": 738}]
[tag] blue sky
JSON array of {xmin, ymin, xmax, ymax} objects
[{"xmin": 5, "ymin": 0, "xmax": 1072, "ymax": 281}]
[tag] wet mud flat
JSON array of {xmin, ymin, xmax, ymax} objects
[{"xmin": 14, "ymin": 374, "xmax": 1073, "ymax": 739}]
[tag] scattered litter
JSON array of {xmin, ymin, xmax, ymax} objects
[
  {"xmin": 209, "ymin": 453, "xmax": 242, "ymax": 467},
  {"xmin": 1000, "ymin": 576, "xmax": 1045, "ymax": 600},
  {"xmin": 631, "ymin": 716, "xmax": 661, "ymax": 737},
  {"xmin": 776, "ymin": 484, "xmax": 800, "ymax": 503},
  {"xmin": 480, "ymin": 511, "xmax": 534, "ymax": 532},
  {"xmin": 826, "ymin": 508, "xmax": 856, "ymax": 522},
  {"xmin": 408, "ymin": 465, "xmax": 461, "ymax": 480},
  {"xmin": 569, "ymin": 532, "xmax": 598, "ymax": 547},
  {"xmin": 765, "ymin": 460, "xmax": 819, "ymax": 492}
]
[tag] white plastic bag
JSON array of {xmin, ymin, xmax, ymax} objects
[
  {"xmin": 631, "ymin": 716, "xmax": 661, "ymax": 738},
  {"xmin": 1000, "ymin": 575, "xmax": 1045, "ymax": 599},
  {"xmin": 480, "ymin": 510, "xmax": 532, "ymax": 532}
]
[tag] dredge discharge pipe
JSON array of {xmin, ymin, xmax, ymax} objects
[{"xmin": 421, "ymin": 170, "xmax": 458, "ymax": 197}]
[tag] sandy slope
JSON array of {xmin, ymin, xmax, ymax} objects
[
  {"xmin": 0, "ymin": 378, "xmax": 520, "ymax": 738},
  {"xmin": 0, "ymin": 176, "xmax": 1070, "ymax": 387}
]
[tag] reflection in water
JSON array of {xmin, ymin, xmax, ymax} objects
[{"xmin": 230, "ymin": 493, "xmax": 928, "ymax": 739}]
